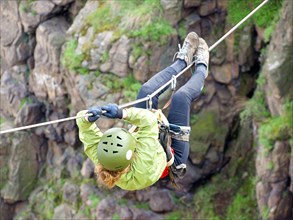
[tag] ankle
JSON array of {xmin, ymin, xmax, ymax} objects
[
  {"xmin": 195, "ymin": 63, "xmax": 208, "ymax": 78},
  {"xmin": 196, "ymin": 63, "xmax": 207, "ymax": 70},
  {"xmin": 176, "ymin": 59, "xmax": 187, "ymax": 68},
  {"xmin": 171, "ymin": 59, "xmax": 187, "ymax": 72}
]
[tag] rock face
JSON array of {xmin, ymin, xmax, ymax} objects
[
  {"xmin": 160, "ymin": 0, "xmax": 182, "ymax": 25},
  {"xmin": 0, "ymin": 66, "xmax": 30, "ymax": 118},
  {"xmin": 0, "ymin": 0, "xmax": 292, "ymax": 219},
  {"xmin": 29, "ymin": 17, "xmax": 69, "ymax": 103},
  {"xmin": 256, "ymin": 142, "xmax": 293, "ymax": 220},
  {"xmin": 95, "ymin": 198, "xmax": 117, "ymax": 219},
  {"xmin": 19, "ymin": 0, "xmax": 61, "ymax": 33},
  {"xmin": 119, "ymin": 206, "xmax": 164, "ymax": 220},
  {"xmin": 264, "ymin": 3, "xmax": 293, "ymax": 117},
  {"xmin": 0, "ymin": 198, "xmax": 14, "ymax": 220},
  {"xmin": 0, "ymin": 132, "xmax": 45, "ymax": 204},
  {"xmin": 53, "ymin": 203, "xmax": 75, "ymax": 219},
  {"xmin": 149, "ymin": 189, "xmax": 174, "ymax": 212},
  {"xmin": 255, "ymin": 0, "xmax": 293, "ymax": 219},
  {"xmin": 100, "ymin": 35, "xmax": 132, "ymax": 77},
  {"xmin": 63, "ymin": 182, "xmax": 80, "ymax": 205},
  {"xmin": 1, "ymin": 1, "xmax": 34, "ymax": 67}
]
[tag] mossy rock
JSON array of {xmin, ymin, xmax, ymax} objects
[
  {"xmin": 189, "ymin": 111, "xmax": 229, "ymax": 164},
  {"xmin": 0, "ymin": 165, "xmax": 9, "ymax": 190},
  {"xmin": 1, "ymin": 132, "xmax": 39, "ymax": 203},
  {"xmin": 0, "ymin": 134, "xmax": 10, "ymax": 190},
  {"xmin": 28, "ymin": 178, "xmax": 67, "ymax": 219},
  {"xmin": 238, "ymin": 72, "xmax": 257, "ymax": 97}
]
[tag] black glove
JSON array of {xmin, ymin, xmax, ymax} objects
[
  {"xmin": 101, "ymin": 104, "xmax": 123, "ymax": 119},
  {"xmin": 87, "ymin": 106, "xmax": 102, "ymax": 122}
]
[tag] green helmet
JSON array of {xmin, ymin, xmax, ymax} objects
[{"xmin": 97, "ymin": 127, "xmax": 137, "ymax": 171}]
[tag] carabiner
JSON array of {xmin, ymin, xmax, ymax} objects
[
  {"xmin": 146, "ymin": 95, "xmax": 153, "ymax": 110},
  {"xmin": 171, "ymin": 75, "xmax": 177, "ymax": 91}
]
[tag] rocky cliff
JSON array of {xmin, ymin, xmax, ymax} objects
[{"xmin": 0, "ymin": 0, "xmax": 292, "ymax": 219}]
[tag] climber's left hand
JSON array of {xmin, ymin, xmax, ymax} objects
[{"xmin": 101, "ymin": 104, "xmax": 123, "ymax": 119}]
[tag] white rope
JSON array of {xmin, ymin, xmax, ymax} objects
[
  {"xmin": 209, "ymin": 0, "xmax": 269, "ymax": 51},
  {"xmin": 0, "ymin": 0, "xmax": 269, "ymax": 135},
  {"xmin": 0, "ymin": 113, "xmax": 92, "ymax": 134}
]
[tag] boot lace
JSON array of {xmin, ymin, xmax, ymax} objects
[{"xmin": 172, "ymin": 43, "xmax": 191, "ymax": 64}]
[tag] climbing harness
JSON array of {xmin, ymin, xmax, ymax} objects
[
  {"xmin": 0, "ymin": 0, "xmax": 269, "ymax": 135},
  {"xmin": 155, "ymin": 109, "xmax": 190, "ymax": 147},
  {"xmin": 153, "ymin": 109, "xmax": 189, "ymax": 187}
]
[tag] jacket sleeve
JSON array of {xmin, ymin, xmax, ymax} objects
[
  {"xmin": 124, "ymin": 107, "xmax": 158, "ymax": 139},
  {"xmin": 76, "ymin": 110, "xmax": 103, "ymax": 165}
]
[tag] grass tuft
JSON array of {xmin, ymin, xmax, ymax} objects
[
  {"xmin": 62, "ymin": 39, "xmax": 89, "ymax": 74},
  {"xmin": 227, "ymin": 0, "xmax": 283, "ymax": 44}
]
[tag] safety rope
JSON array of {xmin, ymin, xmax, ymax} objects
[{"xmin": 0, "ymin": 0, "xmax": 269, "ymax": 135}]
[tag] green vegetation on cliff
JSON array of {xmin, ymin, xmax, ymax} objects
[
  {"xmin": 190, "ymin": 116, "xmax": 258, "ymax": 220},
  {"xmin": 100, "ymin": 73, "xmax": 141, "ymax": 101},
  {"xmin": 62, "ymin": 0, "xmax": 175, "ymax": 72},
  {"xmin": 228, "ymin": 0, "xmax": 282, "ymax": 42},
  {"xmin": 86, "ymin": 0, "xmax": 174, "ymax": 43},
  {"xmin": 258, "ymin": 99, "xmax": 293, "ymax": 152},
  {"xmin": 19, "ymin": 0, "xmax": 37, "ymax": 15},
  {"xmin": 0, "ymin": 165, "xmax": 9, "ymax": 189},
  {"xmin": 62, "ymin": 39, "xmax": 86, "ymax": 73},
  {"xmin": 192, "ymin": 175, "xmax": 257, "ymax": 220},
  {"xmin": 240, "ymin": 74, "xmax": 270, "ymax": 123},
  {"xmin": 189, "ymin": 111, "xmax": 228, "ymax": 163},
  {"xmin": 0, "ymin": 117, "xmax": 5, "ymax": 125},
  {"xmin": 241, "ymin": 71, "xmax": 293, "ymax": 154},
  {"xmin": 227, "ymin": 177, "xmax": 258, "ymax": 220}
]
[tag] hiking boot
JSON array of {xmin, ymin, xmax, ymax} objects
[
  {"xmin": 194, "ymin": 38, "xmax": 209, "ymax": 77},
  {"xmin": 170, "ymin": 164, "xmax": 187, "ymax": 179},
  {"xmin": 175, "ymin": 32, "xmax": 199, "ymax": 66}
]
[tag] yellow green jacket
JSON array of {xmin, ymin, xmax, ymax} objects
[{"xmin": 76, "ymin": 107, "xmax": 167, "ymax": 191}]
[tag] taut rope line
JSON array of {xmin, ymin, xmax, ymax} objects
[
  {"xmin": 209, "ymin": 0, "xmax": 269, "ymax": 51},
  {"xmin": 0, "ymin": 0, "xmax": 269, "ymax": 135}
]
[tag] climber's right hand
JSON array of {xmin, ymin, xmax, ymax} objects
[{"xmin": 87, "ymin": 106, "xmax": 102, "ymax": 122}]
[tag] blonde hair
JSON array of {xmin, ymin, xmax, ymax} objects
[{"xmin": 94, "ymin": 164, "xmax": 130, "ymax": 189}]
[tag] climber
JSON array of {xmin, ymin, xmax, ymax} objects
[{"xmin": 76, "ymin": 32, "xmax": 209, "ymax": 191}]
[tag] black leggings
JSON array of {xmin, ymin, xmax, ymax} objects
[{"xmin": 135, "ymin": 59, "xmax": 207, "ymax": 166}]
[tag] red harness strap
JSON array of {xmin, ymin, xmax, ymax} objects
[{"xmin": 160, "ymin": 148, "xmax": 174, "ymax": 179}]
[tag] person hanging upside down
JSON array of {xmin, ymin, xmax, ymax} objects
[{"xmin": 76, "ymin": 32, "xmax": 209, "ymax": 190}]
